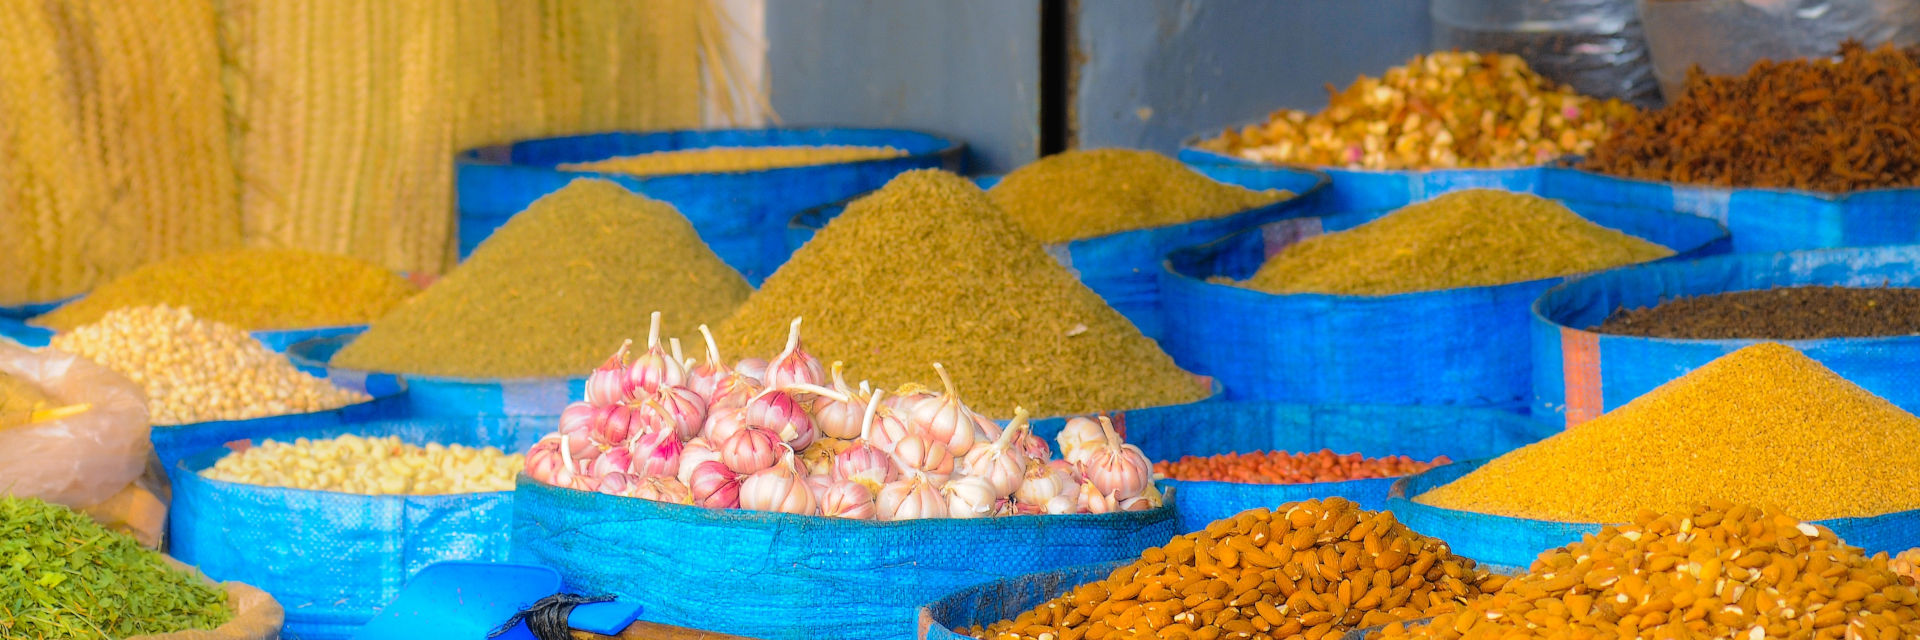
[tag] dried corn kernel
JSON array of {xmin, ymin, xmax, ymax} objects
[
  {"xmin": 49, "ymin": 306, "xmax": 368, "ymax": 425},
  {"xmin": 203, "ymin": 434, "xmax": 522, "ymax": 495}
]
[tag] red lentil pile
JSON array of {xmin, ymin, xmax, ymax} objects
[{"xmin": 1155, "ymin": 450, "xmax": 1450, "ymax": 485}]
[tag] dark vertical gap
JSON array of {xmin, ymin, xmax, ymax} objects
[{"xmin": 1039, "ymin": 0, "xmax": 1069, "ymax": 156}]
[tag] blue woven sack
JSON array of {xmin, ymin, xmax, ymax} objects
[
  {"xmin": 511, "ymin": 478, "xmax": 1179, "ymax": 640},
  {"xmin": 1157, "ymin": 199, "xmax": 1730, "ymax": 408},
  {"xmin": 916, "ymin": 561, "xmax": 1124, "ymax": 640},
  {"xmin": 1532, "ymin": 246, "xmax": 1920, "ymax": 425},
  {"xmin": 786, "ymin": 167, "xmax": 1328, "ymax": 339},
  {"xmin": 455, "ymin": 128, "xmax": 964, "ymax": 284},
  {"xmin": 1177, "ymin": 146, "xmax": 1554, "ymax": 215},
  {"xmin": 150, "ymin": 369, "xmax": 407, "ymax": 474},
  {"xmin": 169, "ymin": 417, "xmax": 552, "ymax": 640},
  {"xmin": 288, "ymin": 335, "xmax": 584, "ymax": 418},
  {"xmin": 0, "ymin": 295, "xmax": 74, "ymax": 319},
  {"xmin": 1030, "ymin": 403, "xmax": 1556, "ymax": 533},
  {"xmin": 1388, "ymin": 459, "xmax": 1920, "ymax": 572},
  {"xmin": 1551, "ymin": 168, "xmax": 1920, "ymax": 253}
]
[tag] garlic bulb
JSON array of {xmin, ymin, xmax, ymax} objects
[
  {"xmin": 585, "ymin": 340, "xmax": 635, "ymax": 406},
  {"xmin": 1079, "ymin": 417, "xmax": 1152, "ymax": 500},
  {"xmin": 961, "ymin": 407, "xmax": 1032, "ymax": 498},
  {"xmin": 1078, "ymin": 482, "xmax": 1119, "ymax": 515},
  {"xmin": 627, "ymin": 312, "xmax": 687, "ymax": 395},
  {"xmin": 765, "ymin": 317, "xmax": 826, "ymax": 396},
  {"xmin": 906, "ymin": 363, "xmax": 980, "ymax": 456},
  {"xmin": 719, "ymin": 425, "xmax": 781, "ymax": 474},
  {"xmin": 739, "ymin": 447, "xmax": 816, "ymax": 515},
  {"xmin": 644, "ymin": 386, "xmax": 708, "ymax": 441},
  {"xmin": 628, "ymin": 427, "xmax": 683, "ymax": 478},
  {"xmin": 596, "ymin": 471, "xmax": 640, "ymax": 497},
  {"xmin": 744, "ymin": 388, "xmax": 817, "ymax": 451},
  {"xmin": 943, "ymin": 475, "xmax": 1000, "ymax": 519},
  {"xmin": 633, "ymin": 476, "xmax": 694, "ymax": 505},
  {"xmin": 820, "ymin": 478, "xmax": 877, "ymax": 520},
  {"xmin": 688, "ymin": 460, "xmax": 741, "ymax": 509},
  {"xmin": 876, "ymin": 474, "xmax": 948, "ymax": 521},
  {"xmin": 1056, "ymin": 416, "xmax": 1107, "ymax": 465},
  {"xmin": 676, "ymin": 438, "xmax": 721, "ymax": 486},
  {"xmin": 891, "ymin": 432, "xmax": 954, "ymax": 484},
  {"xmin": 809, "ymin": 363, "xmax": 866, "ymax": 440}
]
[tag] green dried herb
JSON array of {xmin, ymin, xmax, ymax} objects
[{"xmin": 0, "ymin": 497, "xmax": 231, "ymax": 639}]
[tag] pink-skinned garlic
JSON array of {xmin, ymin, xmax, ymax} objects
[
  {"xmin": 739, "ymin": 446, "xmax": 816, "ymax": 515},
  {"xmin": 627, "ymin": 312, "xmax": 687, "ymax": 396},
  {"xmin": 688, "ymin": 460, "xmax": 741, "ymax": 509},
  {"xmin": 960, "ymin": 406, "xmax": 1032, "ymax": 498},
  {"xmin": 764, "ymin": 317, "xmax": 826, "ymax": 396},
  {"xmin": 718, "ymin": 425, "xmax": 782, "ymax": 474}
]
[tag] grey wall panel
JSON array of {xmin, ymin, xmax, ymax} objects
[
  {"xmin": 1073, "ymin": 0, "xmax": 1434, "ymax": 154},
  {"xmin": 768, "ymin": 0, "xmax": 1043, "ymax": 174}
]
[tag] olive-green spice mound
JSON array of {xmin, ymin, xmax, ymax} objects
[
  {"xmin": 718, "ymin": 169, "xmax": 1207, "ymax": 418},
  {"xmin": 1, "ymin": 497, "xmax": 232, "ymax": 638},
  {"xmin": 1416, "ymin": 343, "xmax": 1920, "ymax": 522},
  {"xmin": 1236, "ymin": 189, "xmax": 1673, "ymax": 296},
  {"xmin": 35, "ymin": 248, "xmax": 417, "ymax": 331},
  {"xmin": 986, "ymin": 149, "xmax": 1292, "ymax": 243},
  {"xmin": 335, "ymin": 179, "xmax": 751, "ymax": 378}
]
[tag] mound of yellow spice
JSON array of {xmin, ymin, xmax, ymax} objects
[
  {"xmin": 34, "ymin": 248, "xmax": 416, "ymax": 331},
  {"xmin": 1372, "ymin": 502, "xmax": 1920, "ymax": 639},
  {"xmin": 558, "ymin": 145, "xmax": 908, "ymax": 176},
  {"xmin": 1417, "ymin": 343, "xmax": 1920, "ymax": 522},
  {"xmin": 718, "ymin": 169, "xmax": 1206, "ymax": 418},
  {"xmin": 1236, "ymin": 189, "xmax": 1672, "ymax": 296},
  {"xmin": 335, "ymin": 179, "xmax": 751, "ymax": 378},
  {"xmin": 985, "ymin": 149, "xmax": 1293, "ymax": 243}
]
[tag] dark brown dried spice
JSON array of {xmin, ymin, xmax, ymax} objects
[{"xmin": 1585, "ymin": 42, "xmax": 1920, "ymax": 192}]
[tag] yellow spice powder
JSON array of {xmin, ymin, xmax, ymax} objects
[
  {"xmin": 1416, "ymin": 343, "xmax": 1920, "ymax": 522},
  {"xmin": 35, "ymin": 248, "xmax": 417, "ymax": 331},
  {"xmin": 986, "ymin": 149, "xmax": 1291, "ymax": 243},
  {"xmin": 1236, "ymin": 189, "xmax": 1672, "ymax": 296},
  {"xmin": 559, "ymin": 145, "xmax": 908, "ymax": 176}
]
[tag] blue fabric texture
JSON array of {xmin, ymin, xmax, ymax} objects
[
  {"xmin": 917, "ymin": 561, "xmax": 1124, "ymax": 640},
  {"xmin": 152, "ymin": 370, "xmax": 408, "ymax": 474},
  {"xmin": 510, "ymin": 478, "xmax": 1179, "ymax": 640},
  {"xmin": 455, "ymin": 128, "xmax": 964, "ymax": 285},
  {"xmin": 1389, "ymin": 459, "xmax": 1920, "ymax": 571},
  {"xmin": 1530, "ymin": 246, "xmax": 1920, "ymax": 424},
  {"xmin": 0, "ymin": 296, "xmax": 73, "ymax": 319},
  {"xmin": 287, "ymin": 335, "xmax": 585, "ymax": 417},
  {"xmin": 169, "ymin": 418, "xmax": 553, "ymax": 640},
  {"xmin": 1157, "ymin": 200, "xmax": 1730, "ymax": 408},
  {"xmin": 785, "ymin": 167, "xmax": 1329, "ymax": 340},
  {"xmin": 1032, "ymin": 403, "xmax": 1557, "ymax": 533},
  {"xmin": 1552, "ymin": 168, "xmax": 1920, "ymax": 254}
]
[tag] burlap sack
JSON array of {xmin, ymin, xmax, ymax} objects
[{"xmin": 126, "ymin": 558, "xmax": 286, "ymax": 640}]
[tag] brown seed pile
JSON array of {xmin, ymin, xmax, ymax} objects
[
  {"xmin": 1371, "ymin": 501, "xmax": 1920, "ymax": 639},
  {"xmin": 1585, "ymin": 42, "xmax": 1920, "ymax": 192},
  {"xmin": 51, "ymin": 306, "xmax": 369, "ymax": 425},
  {"xmin": 335, "ymin": 179, "xmax": 751, "ymax": 378},
  {"xmin": 718, "ymin": 169, "xmax": 1207, "ymax": 418},
  {"xmin": 1195, "ymin": 52, "xmax": 1638, "ymax": 170},
  {"xmin": 985, "ymin": 149, "xmax": 1293, "ymax": 243},
  {"xmin": 1234, "ymin": 190, "xmax": 1673, "ymax": 296},
  {"xmin": 967, "ymin": 498, "xmax": 1503, "ymax": 640},
  {"xmin": 1416, "ymin": 343, "xmax": 1920, "ymax": 522},
  {"xmin": 33, "ymin": 248, "xmax": 417, "ymax": 331},
  {"xmin": 1594, "ymin": 286, "xmax": 1920, "ymax": 339},
  {"xmin": 557, "ymin": 145, "xmax": 908, "ymax": 176}
]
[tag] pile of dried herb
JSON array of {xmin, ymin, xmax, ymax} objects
[
  {"xmin": 718, "ymin": 170, "xmax": 1207, "ymax": 418},
  {"xmin": 1234, "ymin": 189, "xmax": 1673, "ymax": 296},
  {"xmin": 985, "ymin": 149, "xmax": 1292, "ymax": 243},
  {"xmin": 34, "ymin": 248, "xmax": 418, "ymax": 331},
  {"xmin": 0, "ymin": 497, "xmax": 232, "ymax": 638},
  {"xmin": 1586, "ymin": 42, "xmax": 1920, "ymax": 192},
  {"xmin": 335, "ymin": 179, "xmax": 751, "ymax": 378}
]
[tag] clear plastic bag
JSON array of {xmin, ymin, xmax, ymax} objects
[
  {"xmin": 1433, "ymin": 0, "xmax": 1663, "ymax": 107},
  {"xmin": 1640, "ymin": 0, "xmax": 1920, "ymax": 100},
  {"xmin": 0, "ymin": 340, "xmax": 151, "ymax": 507}
]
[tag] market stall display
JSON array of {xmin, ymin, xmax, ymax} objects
[
  {"xmin": 1368, "ymin": 502, "xmax": 1920, "ymax": 639},
  {"xmin": 721, "ymin": 169, "xmax": 1208, "ymax": 418},
  {"xmin": 985, "ymin": 149, "xmax": 1293, "ymax": 243},
  {"xmin": 1159, "ymin": 191, "xmax": 1727, "ymax": 407},
  {"xmin": 559, "ymin": 145, "xmax": 910, "ymax": 175},
  {"xmin": 1191, "ymin": 52, "xmax": 1636, "ymax": 170},
  {"xmin": 456, "ymin": 128, "xmax": 964, "ymax": 279},
  {"xmin": 1531, "ymin": 246, "xmax": 1920, "ymax": 424},
  {"xmin": 170, "ymin": 418, "xmax": 549, "ymax": 640},
  {"xmin": 1396, "ymin": 342, "xmax": 1920, "ymax": 567},
  {"xmin": 335, "ymin": 178, "xmax": 750, "ymax": 379},
  {"xmin": 951, "ymin": 498, "xmax": 1501, "ymax": 640},
  {"xmin": 31, "ymin": 248, "xmax": 417, "ymax": 334}
]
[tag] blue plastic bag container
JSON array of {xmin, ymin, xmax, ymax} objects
[
  {"xmin": 152, "ymin": 368, "xmax": 408, "ymax": 474},
  {"xmin": 511, "ymin": 478, "xmax": 1179, "ymax": 640},
  {"xmin": 288, "ymin": 335, "xmax": 584, "ymax": 418},
  {"xmin": 169, "ymin": 418, "xmax": 552, "ymax": 640},
  {"xmin": 1388, "ymin": 459, "xmax": 1920, "ymax": 571},
  {"xmin": 1030, "ymin": 402, "xmax": 1557, "ymax": 533},
  {"xmin": 1157, "ymin": 199, "xmax": 1730, "ymax": 408},
  {"xmin": 786, "ymin": 166, "xmax": 1328, "ymax": 339},
  {"xmin": 915, "ymin": 561, "xmax": 1124, "ymax": 640},
  {"xmin": 455, "ymin": 128, "xmax": 964, "ymax": 284},
  {"xmin": 0, "ymin": 296, "xmax": 75, "ymax": 319},
  {"xmin": 1531, "ymin": 246, "xmax": 1920, "ymax": 425},
  {"xmin": 1553, "ymin": 167, "xmax": 1920, "ymax": 253}
]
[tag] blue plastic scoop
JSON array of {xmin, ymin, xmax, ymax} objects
[{"xmin": 352, "ymin": 561, "xmax": 640, "ymax": 640}]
